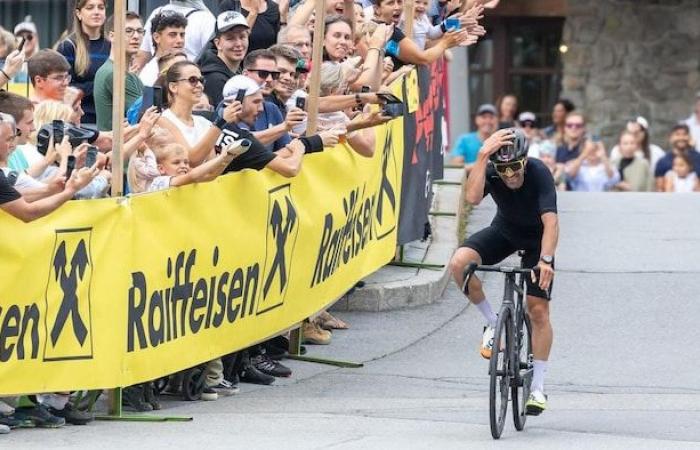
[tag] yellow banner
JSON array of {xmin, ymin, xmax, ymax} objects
[{"xmin": 0, "ymin": 106, "xmax": 406, "ymax": 395}]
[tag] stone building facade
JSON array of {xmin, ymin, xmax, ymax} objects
[{"xmin": 561, "ymin": 0, "xmax": 700, "ymax": 144}]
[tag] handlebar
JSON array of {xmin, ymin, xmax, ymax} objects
[{"xmin": 462, "ymin": 262, "xmax": 540, "ymax": 296}]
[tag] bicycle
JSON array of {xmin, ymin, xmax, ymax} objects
[{"xmin": 463, "ymin": 259, "xmax": 536, "ymax": 439}]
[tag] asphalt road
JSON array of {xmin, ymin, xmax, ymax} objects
[{"xmin": 4, "ymin": 193, "xmax": 700, "ymax": 449}]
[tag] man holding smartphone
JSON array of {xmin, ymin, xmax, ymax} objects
[{"xmin": 94, "ymin": 12, "xmax": 146, "ymax": 131}]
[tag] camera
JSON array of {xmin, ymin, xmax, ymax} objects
[{"xmin": 37, "ymin": 121, "xmax": 99, "ymax": 155}]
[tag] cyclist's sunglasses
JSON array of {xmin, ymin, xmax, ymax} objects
[{"xmin": 493, "ymin": 158, "xmax": 526, "ymax": 175}]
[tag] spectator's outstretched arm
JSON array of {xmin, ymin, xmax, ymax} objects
[
  {"xmin": 288, "ymin": 0, "xmax": 316, "ymax": 27},
  {"xmin": 0, "ymin": 166, "xmax": 98, "ymax": 223},
  {"xmin": 351, "ymin": 25, "xmax": 392, "ymax": 91},
  {"xmin": 318, "ymin": 93, "xmax": 383, "ymax": 113},
  {"xmin": 253, "ymin": 108, "xmax": 305, "ymax": 144},
  {"xmin": 170, "ymin": 145, "xmax": 241, "ymax": 187},
  {"xmin": 0, "ymin": 50, "xmax": 24, "ymax": 83},
  {"xmin": 398, "ymin": 29, "xmax": 467, "ymax": 65},
  {"xmin": 123, "ymin": 107, "xmax": 161, "ymax": 161},
  {"xmin": 266, "ymin": 139, "xmax": 306, "ymax": 177}
]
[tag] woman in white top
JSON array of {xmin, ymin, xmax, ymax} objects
[
  {"xmin": 157, "ymin": 60, "xmax": 240, "ymax": 166},
  {"xmin": 610, "ymin": 117, "xmax": 665, "ymax": 174}
]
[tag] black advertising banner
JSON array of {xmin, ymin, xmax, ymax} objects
[{"xmin": 397, "ymin": 60, "xmax": 447, "ymax": 245}]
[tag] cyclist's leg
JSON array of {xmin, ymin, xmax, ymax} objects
[
  {"xmin": 521, "ymin": 249, "xmax": 553, "ymax": 412},
  {"xmin": 449, "ymin": 226, "xmax": 516, "ymax": 305}
]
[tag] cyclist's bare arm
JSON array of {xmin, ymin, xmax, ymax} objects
[{"xmin": 465, "ymin": 129, "xmax": 515, "ymax": 205}]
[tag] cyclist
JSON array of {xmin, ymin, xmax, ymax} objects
[{"xmin": 449, "ymin": 127, "xmax": 558, "ymax": 416}]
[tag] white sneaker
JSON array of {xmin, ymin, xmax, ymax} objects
[
  {"xmin": 480, "ymin": 325, "xmax": 495, "ymax": 359},
  {"xmin": 526, "ymin": 390, "xmax": 548, "ymax": 416}
]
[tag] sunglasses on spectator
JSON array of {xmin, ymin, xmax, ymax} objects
[
  {"xmin": 493, "ymin": 158, "xmax": 526, "ymax": 175},
  {"xmin": 16, "ymin": 32, "xmax": 34, "ymax": 41},
  {"xmin": 177, "ymin": 76, "xmax": 205, "ymax": 86},
  {"xmin": 521, "ymin": 121, "xmax": 536, "ymax": 128},
  {"xmin": 125, "ymin": 27, "xmax": 146, "ymax": 36},
  {"xmin": 248, "ymin": 69, "xmax": 281, "ymax": 80},
  {"xmin": 565, "ymin": 122, "xmax": 584, "ymax": 129}
]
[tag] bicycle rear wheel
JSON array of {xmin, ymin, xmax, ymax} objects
[
  {"xmin": 489, "ymin": 309, "xmax": 513, "ymax": 439},
  {"xmin": 512, "ymin": 312, "xmax": 533, "ymax": 431}
]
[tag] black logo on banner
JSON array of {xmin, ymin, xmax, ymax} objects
[
  {"xmin": 44, "ymin": 228, "xmax": 94, "ymax": 361},
  {"xmin": 374, "ymin": 126, "xmax": 399, "ymax": 240},
  {"xmin": 257, "ymin": 184, "xmax": 299, "ymax": 315}
]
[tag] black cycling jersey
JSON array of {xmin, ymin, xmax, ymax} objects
[{"xmin": 483, "ymin": 157, "xmax": 557, "ymax": 233}]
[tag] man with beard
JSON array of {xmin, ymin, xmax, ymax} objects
[
  {"xmin": 201, "ymin": 11, "xmax": 250, "ymax": 106},
  {"xmin": 449, "ymin": 128, "xmax": 558, "ymax": 417},
  {"xmin": 654, "ymin": 123, "xmax": 700, "ymax": 191},
  {"xmin": 241, "ymin": 49, "xmax": 306, "ymax": 151}
]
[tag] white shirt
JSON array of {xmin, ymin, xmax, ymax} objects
[
  {"xmin": 161, "ymin": 109, "xmax": 212, "ymax": 147},
  {"xmin": 149, "ymin": 175, "xmax": 173, "ymax": 192},
  {"xmin": 684, "ymin": 114, "xmax": 700, "ymax": 151},
  {"xmin": 141, "ymin": 4, "xmax": 216, "ymax": 62},
  {"xmin": 570, "ymin": 162, "xmax": 620, "ymax": 192},
  {"xmin": 0, "ymin": 167, "xmax": 44, "ymax": 190},
  {"xmin": 139, "ymin": 58, "xmax": 160, "ymax": 87}
]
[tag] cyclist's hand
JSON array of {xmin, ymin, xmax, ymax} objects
[
  {"xmin": 532, "ymin": 262, "xmax": 554, "ymax": 291},
  {"xmin": 478, "ymin": 128, "xmax": 515, "ymax": 159}
]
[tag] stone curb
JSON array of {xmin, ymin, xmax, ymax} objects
[{"xmin": 331, "ymin": 168, "xmax": 464, "ymax": 312}]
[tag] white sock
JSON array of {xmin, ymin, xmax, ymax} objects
[
  {"xmin": 531, "ymin": 360, "xmax": 547, "ymax": 393},
  {"xmin": 475, "ymin": 299, "xmax": 497, "ymax": 328}
]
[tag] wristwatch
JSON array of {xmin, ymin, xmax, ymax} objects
[{"xmin": 540, "ymin": 255, "xmax": 554, "ymax": 265}]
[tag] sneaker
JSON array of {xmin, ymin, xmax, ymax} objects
[
  {"xmin": 143, "ymin": 382, "xmax": 161, "ymax": 410},
  {"xmin": 251, "ymin": 353, "xmax": 292, "ymax": 378},
  {"xmin": 0, "ymin": 424, "xmax": 9, "ymax": 434},
  {"xmin": 0, "ymin": 400, "xmax": 14, "ymax": 416},
  {"xmin": 0, "ymin": 415, "xmax": 21, "ymax": 429},
  {"xmin": 302, "ymin": 321, "xmax": 332, "ymax": 345},
  {"xmin": 47, "ymin": 403, "xmax": 94, "ymax": 425},
  {"xmin": 208, "ymin": 379, "xmax": 240, "ymax": 397},
  {"xmin": 525, "ymin": 390, "xmax": 548, "ymax": 416},
  {"xmin": 12, "ymin": 405, "xmax": 65, "ymax": 428},
  {"xmin": 239, "ymin": 360, "xmax": 275, "ymax": 385},
  {"xmin": 122, "ymin": 385, "xmax": 153, "ymax": 412},
  {"xmin": 200, "ymin": 387, "xmax": 218, "ymax": 401},
  {"xmin": 480, "ymin": 325, "xmax": 495, "ymax": 359}
]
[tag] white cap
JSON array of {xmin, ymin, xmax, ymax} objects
[
  {"xmin": 635, "ymin": 116, "xmax": 649, "ymax": 130},
  {"xmin": 222, "ymin": 75, "xmax": 261, "ymax": 100},
  {"xmin": 14, "ymin": 16, "xmax": 38, "ymax": 35},
  {"xmin": 216, "ymin": 11, "xmax": 249, "ymax": 35},
  {"xmin": 518, "ymin": 111, "xmax": 537, "ymax": 123}
]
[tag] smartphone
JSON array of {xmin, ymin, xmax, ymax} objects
[
  {"xmin": 361, "ymin": 86, "xmax": 370, "ymax": 93},
  {"xmin": 17, "ymin": 37, "xmax": 26, "ymax": 52},
  {"xmin": 153, "ymin": 85, "xmax": 164, "ymax": 112},
  {"xmin": 376, "ymin": 92, "xmax": 403, "ymax": 104},
  {"xmin": 296, "ymin": 96, "xmax": 306, "ymax": 111},
  {"xmin": 66, "ymin": 155, "xmax": 76, "ymax": 180},
  {"xmin": 85, "ymin": 145, "xmax": 98, "ymax": 168},
  {"xmin": 235, "ymin": 89, "xmax": 246, "ymax": 104},
  {"xmin": 53, "ymin": 120, "xmax": 64, "ymax": 145},
  {"xmin": 382, "ymin": 103, "xmax": 405, "ymax": 118},
  {"xmin": 445, "ymin": 16, "xmax": 460, "ymax": 31}
]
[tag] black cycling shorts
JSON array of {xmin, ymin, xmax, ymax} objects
[{"xmin": 461, "ymin": 225, "xmax": 553, "ymax": 300}]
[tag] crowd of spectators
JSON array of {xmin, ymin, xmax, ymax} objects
[
  {"xmin": 0, "ymin": 0, "xmax": 489, "ymax": 434},
  {"xmin": 451, "ymin": 95, "xmax": 700, "ymax": 193}
]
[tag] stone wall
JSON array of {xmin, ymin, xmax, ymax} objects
[{"xmin": 561, "ymin": 0, "xmax": 700, "ymax": 146}]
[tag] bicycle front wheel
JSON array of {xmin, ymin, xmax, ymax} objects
[
  {"xmin": 512, "ymin": 311, "xmax": 532, "ymax": 431},
  {"xmin": 489, "ymin": 308, "xmax": 513, "ymax": 439}
]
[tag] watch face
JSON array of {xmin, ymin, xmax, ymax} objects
[{"xmin": 541, "ymin": 256, "xmax": 553, "ymax": 264}]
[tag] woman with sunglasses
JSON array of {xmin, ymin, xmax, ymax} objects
[
  {"xmin": 450, "ymin": 127, "xmax": 559, "ymax": 417},
  {"xmin": 157, "ymin": 61, "xmax": 242, "ymax": 167}
]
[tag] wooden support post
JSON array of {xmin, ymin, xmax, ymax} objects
[
  {"xmin": 305, "ymin": 0, "xmax": 326, "ymax": 135},
  {"xmin": 110, "ymin": 0, "xmax": 126, "ymax": 197},
  {"xmin": 403, "ymin": 0, "xmax": 415, "ymax": 38}
]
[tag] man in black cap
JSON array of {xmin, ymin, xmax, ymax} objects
[{"xmin": 200, "ymin": 11, "xmax": 250, "ymax": 106}]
